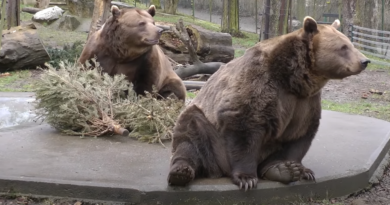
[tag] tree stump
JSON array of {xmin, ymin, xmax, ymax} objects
[
  {"xmin": 66, "ymin": 0, "xmax": 95, "ymax": 18},
  {"xmin": 187, "ymin": 24, "xmax": 234, "ymax": 63},
  {"xmin": 88, "ymin": 0, "xmax": 111, "ymax": 39},
  {"xmin": 0, "ymin": 24, "xmax": 50, "ymax": 72},
  {"xmin": 35, "ymin": 0, "xmax": 50, "ymax": 8},
  {"xmin": 158, "ymin": 23, "xmax": 234, "ymax": 64}
]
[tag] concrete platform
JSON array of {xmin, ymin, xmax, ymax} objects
[{"xmin": 0, "ymin": 93, "xmax": 390, "ymax": 204}]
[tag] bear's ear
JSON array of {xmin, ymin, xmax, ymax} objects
[
  {"xmin": 303, "ymin": 16, "xmax": 318, "ymax": 33},
  {"xmin": 331, "ymin": 19, "xmax": 341, "ymax": 29},
  {"xmin": 147, "ymin": 5, "xmax": 156, "ymax": 17},
  {"xmin": 111, "ymin": 5, "xmax": 120, "ymax": 18}
]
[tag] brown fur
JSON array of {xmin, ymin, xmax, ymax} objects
[
  {"xmin": 77, "ymin": 5, "xmax": 186, "ymax": 101},
  {"xmin": 168, "ymin": 17, "xmax": 369, "ymax": 189}
]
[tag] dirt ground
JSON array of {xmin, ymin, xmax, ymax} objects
[{"xmin": 1, "ymin": 8, "xmax": 390, "ymax": 205}]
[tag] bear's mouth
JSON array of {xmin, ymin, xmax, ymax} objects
[{"xmin": 144, "ymin": 39, "xmax": 159, "ymax": 45}]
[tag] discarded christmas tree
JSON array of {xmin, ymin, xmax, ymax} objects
[{"xmin": 33, "ymin": 59, "xmax": 184, "ymax": 145}]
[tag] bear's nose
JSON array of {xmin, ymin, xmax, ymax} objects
[{"xmin": 361, "ymin": 59, "xmax": 371, "ymax": 69}]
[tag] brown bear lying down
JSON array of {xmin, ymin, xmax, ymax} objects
[
  {"xmin": 168, "ymin": 16, "xmax": 370, "ymax": 190},
  {"xmin": 77, "ymin": 5, "xmax": 186, "ymax": 101}
]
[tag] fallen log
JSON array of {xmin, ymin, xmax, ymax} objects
[
  {"xmin": 186, "ymin": 24, "xmax": 234, "ymax": 63},
  {"xmin": 175, "ymin": 62, "xmax": 223, "ymax": 79},
  {"xmin": 0, "ymin": 24, "xmax": 50, "ymax": 72},
  {"xmin": 170, "ymin": 19, "xmax": 224, "ymax": 80},
  {"xmin": 183, "ymin": 81, "xmax": 206, "ymax": 90},
  {"xmin": 158, "ymin": 22, "xmax": 234, "ymax": 64},
  {"xmin": 21, "ymin": 7, "xmax": 42, "ymax": 14}
]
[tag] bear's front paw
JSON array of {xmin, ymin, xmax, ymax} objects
[
  {"xmin": 232, "ymin": 172, "xmax": 258, "ymax": 191},
  {"xmin": 168, "ymin": 159, "xmax": 195, "ymax": 186},
  {"xmin": 262, "ymin": 161, "xmax": 315, "ymax": 184}
]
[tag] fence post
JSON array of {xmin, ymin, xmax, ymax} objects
[
  {"xmin": 192, "ymin": 0, "xmax": 194, "ymax": 20},
  {"xmin": 349, "ymin": 24, "xmax": 353, "ymax": 43},
  {"xmin": 255, "ymin": 0, "xmax": 257, "ymax": 34},
  {"xmin": 263, "ymin": 0, "xmax": 270, "ymax": 40},
  {"xmin": 0, "ymin": 0, "xmax": 5, "ymax": 46},
  {"xmin": 209, "ymin": 0, "xmax": 212, "ymax": 22}
]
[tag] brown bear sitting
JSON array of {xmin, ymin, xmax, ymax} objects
[
  {"xmin": 167, "ymin": 17, "xmax": 370, "ymax": 190},
  {"xmin": 77, "ymin": 5, "xmax": 186, "ymax": 101}
]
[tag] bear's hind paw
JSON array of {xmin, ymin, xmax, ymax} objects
[
  {"xmin": 168, "ymin": 160, "xmax": 195, "ymax": 186},
  {"xmin": 262, "ymin": 161, "xmax": 316, "ymax": 184}
]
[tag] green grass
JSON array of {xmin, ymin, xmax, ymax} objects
[
  {"xmin": 186, "ymin": 91, "xmax": 197, "ymax": 99},
  {"xmin": 234, "ymin": 49, "xmax": 246, "ymax": 58},
  {"xmin": 155, "ymin": 12, "xmax": 221, "ymax": 32},
  {"xmin": 363, "ymin": 54, "xmax": 390, "ymax": 70},
  {"xmin": 20, "ymin": 4, "xmax": 34, "ymax": 22},
  {"xmin": 0, "ymin": 70, "xmax": 34, "ymax": 92},
  {"xmin": 322, "ymin": 99, "xmax": 390, "ymax": 121}
]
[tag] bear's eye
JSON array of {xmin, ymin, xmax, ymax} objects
[
  {"xmin": 139, "ymin": 22, "xmax": 146, "ymax": 26},
  {"xmin": 341, "ymin": 45, "xmax": 348, "ymax": 50}
]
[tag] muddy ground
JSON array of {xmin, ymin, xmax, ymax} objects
[{"xmin": 1, "ymin": 8, "xmax": 390, "ymax": 205}]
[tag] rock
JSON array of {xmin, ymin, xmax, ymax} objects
[
  {"xmin": 351, "ymin": 198, "xmax": 367, "ymax": 205},
  {"xmin": 66, "ymin": 0, "xmax": 94, "ymax": 18},
  {"xmin": 291, "ymin": 19, "xmax": 302, "ymax": 31},
  {"xmin": 58, "ymin": 15, "xmax": 81, "ymax": 31},
  {"xmin": 32, "ymin": 6, "xmax": 64, "ymax": 23}
]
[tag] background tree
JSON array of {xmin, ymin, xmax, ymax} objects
[
  {"xmin": 1, "ymin": 0, "xmax": 20, "ymax": 30},
  {"xmin": 342, "ymin": 0, "xmax": 355, "ymax": 36},
  {"xmin": 88, "ymin": 0, "xmax": 111, "ymax": 39},
  {"xmin": 296, "ymin": 0, "xmax": 305, "ymax": 23},
  {"xmin": 164, "ymin": 0, "xmax": 179, "ymax": 14},
  {"xmin": 221, "ymin": 0, "xmax": 241, "ymax": 36}
]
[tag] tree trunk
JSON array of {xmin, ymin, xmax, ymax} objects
[
  {"xmin": 88, "ymin": 0, "xmax": 111, "ymax": 39},
  {"xmin": 263, "ymin": 0, "xmax": 270, "ymax": 40},
  {"xmin": 296, "ymin": 0, "xmax": 305, "ymax": 23},
  {"xmin": 268, "ymin": 0, "xmax": 281, "ymax": 39},
  {"xmin": 221, "ymin": 0, "xmax": 240, "ymax": 36},
  {"xmin": 151, "ymin": 0, "xmax": 161, "ymax": 9},
  {"xmin": 35, "ymin": 0, "xmax": 50, "ymax": 8},
  {"xmin": 0, "ymin": 24, "xmax": 50, "ymax": 72},
  {"xmin": 5, "ymin": 0, "xmax": 20, "ymax": 30},
  {"xmin": 164, "ymin": 0, "xmax": 179, "ymax": 14},
  {"xmin": 277, "ymin": 0, "xmax": 287, "ymax": 35},
  {"xmin": 22, "ymin": 7, "xmax": 42, "ymax": 14},
  {"xmin": 158, "ymin": 23, "xmax": 234, "ymax": 64},
  {"xmin": 342, "ymin": 0, "xmax": 355, "ymax": 36}
]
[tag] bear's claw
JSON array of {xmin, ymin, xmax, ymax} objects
[
  {"xmin": 262, "ymin": 161, "xmax": 316, "ymax": 184},
  {"xmin": 168, "ymin": 160, "xmax": 195, "ymax": 186},
  {"xmin": 232, "ymin": 173, "xmax": 258, "ymax": 191}
]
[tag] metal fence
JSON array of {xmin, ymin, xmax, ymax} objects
[
  {"xmin": 175, "ymin": 0, "xmax": 346, "ymax": 35},
  {"xmin": 349, "ymin": 24, "xmax": 390, "ymax": 67}
]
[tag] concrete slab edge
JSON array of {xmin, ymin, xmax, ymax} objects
[
  {"xmin": 1, "ymin": 129, "xmax": 389, "ymax": 204},
  {"xmin": 0, "ymin": 164, "xmax": 387, "ymax": 205}
]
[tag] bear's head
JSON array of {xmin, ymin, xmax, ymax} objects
[
  {"xmin": 100, "ymin": 5, "xmax": 163, "ymax": 60},
  {"xmin": 302, "ymin": 16, "xmax": 370, "ymax": 79}
]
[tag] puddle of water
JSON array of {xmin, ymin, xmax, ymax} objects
[{"xmin": 0, "ymin": 97, "xmax": 37, "ymax": 129}]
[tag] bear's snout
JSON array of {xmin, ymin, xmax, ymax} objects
[{"xmin": 361, "ymin": 59, "xmax": 371, "ymax": 69}]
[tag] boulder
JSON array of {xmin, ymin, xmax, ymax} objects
[
  {"xmin": 66, "ymin": 0, "xmax": 94, "ymax": 18},
  {"xmin": 32, "ymin": 6, "xmax": 64, "ymax": 23},
  {"xmin": 58, "ymin": 15, "xmax": 81, "ymax": 31}
]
